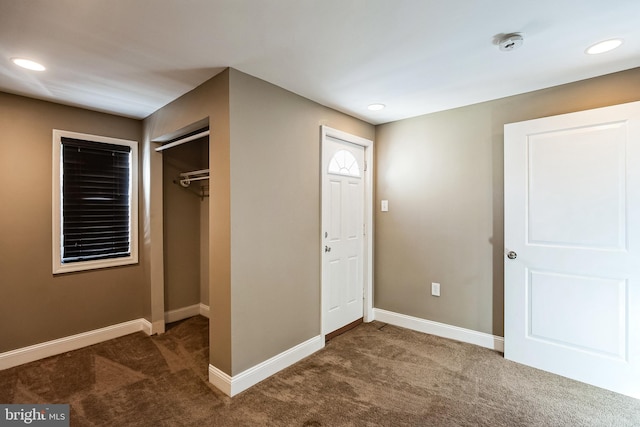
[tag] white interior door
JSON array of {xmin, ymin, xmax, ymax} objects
[
  {"xmin": 322, "ymin": 136, "xmax": 365, "ymax": 335},
  {"xmin": 504, "ymin": 101, "xmax": 640, "ymax": 399}
]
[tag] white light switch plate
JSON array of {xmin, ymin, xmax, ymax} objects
[
  {"xmin": 431, "ymin": 282, "xmax": 441, "ymax": 297},
  {"xmin": 381, "ymin": 200, "xmax": 389, "ymax": 212}
]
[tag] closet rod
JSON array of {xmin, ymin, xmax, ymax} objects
[
  {"xmin": 180, "ymin": 175, "xmax": 209, "ymax": 185},
  {"xmin": 179, "ymin": 168, "xmax": 210, "ymax": 188},
  {"xmin": 180, "ymin": 168, "xmax": 209, "ymax": 178},
  {"xmin": 154, "ymin": 130, "xmax": 210, "ymax": 152}
]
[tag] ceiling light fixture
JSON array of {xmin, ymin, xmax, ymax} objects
[
  {"xmin": 586, "ymin": 39, "xmax": 623, "ymax": 55},
  {"xmin": 11, "ymin": 57, "xmax": 46, "ymax": 71},
  {"xmin": 367, "ymin": 103, "xmax": 385, "ymax": 111}
]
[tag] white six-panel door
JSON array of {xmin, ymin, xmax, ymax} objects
[
  {"xmin": 504, "ymin": 101, "xmax": 640, "ymax": 399},
  {"xmin": 322, "ymin": 136, "xmax": 365, "ymax": 335}
]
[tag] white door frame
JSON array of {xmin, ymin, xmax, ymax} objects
[{"xmin": 320, "ymin": 125, "xmax": 374, "ymax": 337}]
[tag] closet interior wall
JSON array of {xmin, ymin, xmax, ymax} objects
[{"xmin": 162, "ymin": 136, "xmax": 210, "ymax": 317}]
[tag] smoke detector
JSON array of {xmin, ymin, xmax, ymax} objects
[{"xmin": 498, "ymin": 33, "xmax": 524, "ymax": 51}]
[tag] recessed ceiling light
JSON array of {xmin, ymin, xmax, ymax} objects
[
  {"xmin": 11, "ymin": 57, "xmax": 46, "ymax": 71},
  {"xmin": 586, "ymin": 39, "xmax": 623, "ymax": 55},
  {"xmin": 367, "ymin": 103, "xmax": 385, "ymax": 111}
]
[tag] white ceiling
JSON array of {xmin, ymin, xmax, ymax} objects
[{"xmin": 1, "ymin": 0, "xmax": 639, "ymax": 125}]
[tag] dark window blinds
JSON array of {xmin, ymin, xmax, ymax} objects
[{"xmin": 61, "ymin": 137, "xmax": 131, "ymax": 263}]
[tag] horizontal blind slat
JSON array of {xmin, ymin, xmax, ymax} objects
[{"xmin": 61, "ymin": 137, "xmax": 132, "ymax": 264}]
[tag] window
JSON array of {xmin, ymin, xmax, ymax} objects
[
  {"xmin": 328, "ymin": 149, "xmax": 361, "ymax": 177},
  {"xmin": 52, "ymin": 130, "xmax": 138, "ymax": 274}
]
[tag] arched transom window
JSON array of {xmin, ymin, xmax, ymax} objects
[{"xmin": 328, "ymin": 149, "xmax": 361, "ymax": 177}]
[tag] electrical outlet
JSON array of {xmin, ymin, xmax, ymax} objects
[{"xmin": 431, "ymin": 282, "xmax": 441, "ymax": 297}]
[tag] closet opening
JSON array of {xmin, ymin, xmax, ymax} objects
[{"xmin": 156, "ymin": 121, "xmax": 210, "ymax": 325}]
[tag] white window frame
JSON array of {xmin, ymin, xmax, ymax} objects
[{"xmin": 52, "ymin": 129, "xmax": 139, "ymax": 274}]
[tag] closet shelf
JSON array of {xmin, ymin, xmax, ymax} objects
[{"xmin": 154, "ymin": 130, "xmax": 210, "ymax": 152}]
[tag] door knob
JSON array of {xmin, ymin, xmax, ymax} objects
[
  {"xmin": 507, "ymin": 251, "xmax": 517, "ymax": 260},
  {"xmin": 325, "ymin": 246, "xmax": 331, "ymax": 253}
]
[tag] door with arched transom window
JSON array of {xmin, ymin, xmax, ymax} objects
[{"xmin": 322, "ymin": 135, "xmax": 365, "ymax": 335}]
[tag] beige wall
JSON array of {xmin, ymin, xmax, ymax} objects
[
  {"xmin": 375, "ymin": 67, "xmax": 640, "ymax": 337},
  {"xmin": 143, "ymin": 69, "xmax": 232, "ymax": 373},
  {"xmin": 144, "ymin": 68, "xmax": 374, "ymax": 376},
  {"xmin": 200, "ymin": 140, "xmax": 210, "ymax": 307},
  {"xmin": 162, "ymin": 138, "xmax": 208, "ymax": 312},
  {"xmin": 0, "ymin": 92, "xmax": 144, "ymax": 352},
  {"xmin": 228, "ymin": 69, "xmax": 375, "ymax": 374}
]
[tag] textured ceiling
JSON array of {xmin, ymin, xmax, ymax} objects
[{"xmin": 1, "ymin": 0, "xmax": 639, "ymax": 124}]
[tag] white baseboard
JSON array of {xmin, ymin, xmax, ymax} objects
[
  {"xmin": 373, "ymin": 309, "xmax": 504, "ymax": 352},
  {"xmin": 208, "ymin": 365, "xmax": 233, "ymax": 396},
  {"xmin": 0, "ymin": 318, "xmax": 152, "ymax": 370},
  {"xmin": 209, "ymin": 334, "xmax": 324, "ymax": 397},
  {"xmin": 151, "ymin": 320, "xmax": 165, "ymax": 335},
  {"xmin": 199, "ymin": 303, "xmax": 210, "ymax": 318},
  {"xmin": 141, "ymin": 318, "xmax": 153, "ymax": 335},
  {"xmin": 164, "ymin": 303, "xmax": 210, "ymax": 323},
  {"xmin": 164, "ymin": 304, "xmax": 200, "ymax": 323}
]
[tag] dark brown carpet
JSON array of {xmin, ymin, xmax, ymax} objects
[{"xmin": 1, "ymin": 316, "xmax": 639, "ymax": 426}]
